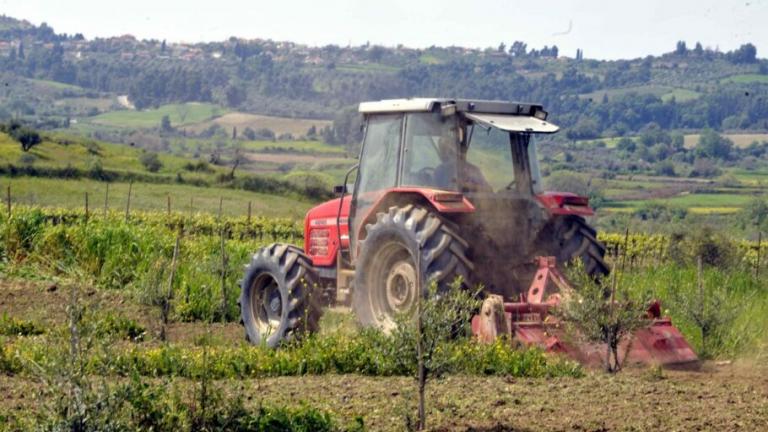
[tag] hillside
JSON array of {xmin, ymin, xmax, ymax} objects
[
  {"xmin": 0, "ymin": 14, "xmax": 767, "ymax": 236},
  {"xmin": 0, "ymin": 15, "xmax": 766, "ymax": 141},
  {"xmin": 0, "ymin": 131, "xmax": 321, "ymax": 217}
]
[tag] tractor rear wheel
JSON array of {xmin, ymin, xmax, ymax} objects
[
  {"xmin": 549, "ymin": 216, "xmax": 609, "ymax": 278},
  {"xmin": 353, "ymin": 204, "xmax": 473, "ymax": 331},
  {"xmin": 239, "ymin": 243, "xmax": 320, "ymax": 347}
]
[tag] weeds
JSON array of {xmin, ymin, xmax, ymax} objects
[{"xmin": 0, "ymin": 314, "xmax": 46, "ymax": 336}]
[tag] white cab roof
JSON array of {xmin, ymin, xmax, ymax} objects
[{"xmin": 358, "ymin": 98, "xmax": 446, "ymax": 113}]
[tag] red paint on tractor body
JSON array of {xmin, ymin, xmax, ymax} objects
[
  {"xmin": 304, "ymin": 187, "xmax": 474, "ymax": 267},
  {"xmin": 304, "ymin": 197, "xmax": 350, "ymax": 267},
  {"xmin": 536, "ymin": 192, "xmax": 595, "ymax": 216}
]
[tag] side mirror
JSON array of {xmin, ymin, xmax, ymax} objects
[{"xmin": 333, "ymin": 184, "xmax": 347, "ymax": 195}]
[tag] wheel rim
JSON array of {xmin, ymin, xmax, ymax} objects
[
  {"xmin": 367, "ymin": 241, "xmax": 418, "ymax": 329},
  {"xmin": 250, "ymin": 273, "xmax": 283, "ymax": 336}
]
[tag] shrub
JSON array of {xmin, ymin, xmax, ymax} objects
[
  {"xmin": 139, "ymin": 151, "xmax": 164, "ymax": 173},
  {"xmin": 2, "ymin": 122, "xmax": 43, "ymax": 152},
  {"xmin": 559, "ymin": 264, "xmax": 651, "ymax": 373},
  {"xmin": 0, "ymin": 314, "xmax": 46, "ymax": 336}
]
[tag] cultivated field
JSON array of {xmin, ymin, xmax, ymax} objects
[
  {"xmin": 185, "ymin": 112, "xmax": 332, "ymax": 137},
  {"xmin": 87, "ymin": 103, "xmax": 228, "ymax": 128}
]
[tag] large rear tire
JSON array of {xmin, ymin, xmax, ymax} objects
[
  {"xmin": 352, "ymin": 204, "xmax": 474, "ymax": 331},
  {"xmin": 550, "ymin": 216, "xmax": 609, "ymax": 278},
  {"xmin": 239, "ymin": 243, "xmax": 321, "ymax": 348}
]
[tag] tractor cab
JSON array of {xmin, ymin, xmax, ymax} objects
[{"xmin": 354, "ymin": 98, "xmax": 555, "ymax": 194}]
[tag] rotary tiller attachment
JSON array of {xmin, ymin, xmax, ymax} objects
[{"xmin": 471, "ymin": 257, "xmax": 699, "ymax": 369}]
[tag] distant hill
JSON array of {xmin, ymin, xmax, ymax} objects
[{"xmin": 0, "ymin": 15, "xmax": 767, "ymax": 142}]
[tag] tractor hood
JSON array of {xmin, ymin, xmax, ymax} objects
[{"xmin": 465, "ymin": 113, "xmax": 559, "ymax": 134}]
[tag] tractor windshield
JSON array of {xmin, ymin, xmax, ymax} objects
[{"xmin": 401, "ymin": 112, "xmax": 461, "ymax": 191}]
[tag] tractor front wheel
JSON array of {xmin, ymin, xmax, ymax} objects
[
  {"xmin": 353, "ymin": 204, "xmax": 473, "ymax": 331},
  {"xmin": 239, "ymin": 243, "xmax": 320, "ymax": 347}
]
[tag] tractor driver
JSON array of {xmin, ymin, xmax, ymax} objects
[{"xmin": 434, "ymin": 133, "xmax": 492, "ymax": 193}]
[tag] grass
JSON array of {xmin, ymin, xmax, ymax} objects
[
  {"xmin": 728, "ymin": 168, "xmax": 768, "ymax": 185},
  {"xmin": 661, "ymin": 87, "xmax": 701, "ymax": 102},
  {"xmin": 607, "ymin": 192, "xmax": 760, "ymax": 213},
  {"xmin": 684, "ymin": 133, "xmax": 768, "ymax": 149},
  {"xmin": 241, "ymin": 139, "xmax": 347, "ymax": 155},
  {"xmin": 87, "ymin": 103, "xmax": 227, "ymax": 128},
  {"xmin": 0, "ymin": 132, "xmax": 213, "ymax": 179},
  {"xmin": 0, "ymin": 177, "xmax": 312, "ymax": 219},
  {"xmin": 335, "ymin": 63, "xmax": 400, "ymax": 74},
  {"xmin": 720, "ymin": 74, "xmax": 768, "ymax": 84},
  {"xmin": 26, "ymin": 77, "xmax": 85, "ymax": 92},
  {"xmin": 578, "ymin": 85, "xmax": 701, "ymax": 103}
]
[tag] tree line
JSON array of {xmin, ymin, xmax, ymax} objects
[{"xmin": 0, "ymin": 16, "xmax": 767, "ymax": 144}]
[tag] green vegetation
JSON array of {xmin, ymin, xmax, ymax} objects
[
  {"xmin": 0, "ymin": 131, "xmax": 215, "ymax": 178},
  {"xmin": 87, "ymin": 103, "xmax": 227, "ymax": 128},
  {"xmin": 607, "ymin": 193, "xmax": 757, "ymax": 214},
  {"xmin": 1, "ymin": 177, "xmax": 311, "ymax": 218},
  {"xmin": 0, "ymin": 206, "xmax": 302, "ymax": 321},
  {"xmin": 578, "ymin": 85, "xmax": 701, "ymax": 103},
  {"xmin": 720, "ymin": 74, "xmax": 768, "ymax": 84}
]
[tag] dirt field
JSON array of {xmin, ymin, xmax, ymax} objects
[
  {"xmin": 2, "ymin": 364, "xmax": 766, "ymax": 431},
  {"xmin": 1, "ymin": 280, "xmax": 767, "ymax": 431}
]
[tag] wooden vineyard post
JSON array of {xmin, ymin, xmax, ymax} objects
[
  {"xmin": 6, "ymin": 184, "xmax": 10, "ymax": 218},
  {"xmin": 619, "ymin": 227, "xmax": 630, "ymax": 273},
  {"xmin": 247, "ymin": 201, "xmax": 252, "ymax": 239},
  {"xmin": 161, "ymin": 233, "xmax": 181, "ymax": 342},
  {"xmin": 84, "ymin": 192, "xmax": 89, "ymax": 222},
  {"xmin": 167, "ymin": 194, "xmax": 171, "ymax": 216},
  {"xmin": 757, "ymin": 231, "xmax": 762, "ymax": 280},
  {"xmin": 125, "ymin": 181, "xmax": 133, "ymax": 221},
  {"xmin": 218, "ymin": 197, "xmax": 223, "ymax": 221},
  {"xmin": 416, "ymin": 243, "xmax": 425, "ymax": 431},
  {"xmin": 189, "ymin": 197, "xmax": 193, "ymax": 217},
  {"xmin": 219, "ymin": 228, "xmax": 228, "ymax": 320},
  {"xmin": 103, "ymin": 183, "xmax": 109, "ymax": 217}
]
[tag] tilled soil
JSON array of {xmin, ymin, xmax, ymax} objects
[
  {"xmin": 2, "ymin": 366, "xmax": 766, "ymax": 431},
  {"xmin": 2, "ymin": 279, "xmax": 767, "ymax": 431}
]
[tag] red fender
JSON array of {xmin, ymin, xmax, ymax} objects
[{"xmin": 536, "ymin": 191, "xmax": 594, "ymax": 216}]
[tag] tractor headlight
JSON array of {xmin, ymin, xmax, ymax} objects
[{"xmin": 308, "ymin": 228, "xmax": 331, "ymax": 256}]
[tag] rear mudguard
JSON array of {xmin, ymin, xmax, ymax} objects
[{"xmin": 536, "ymin": 192, "xmax": 594, "ymax": 216}]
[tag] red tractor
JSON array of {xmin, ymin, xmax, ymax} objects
[{"xmin": 239, "ymin": 98, "xmax": 610, "ymax": 347}]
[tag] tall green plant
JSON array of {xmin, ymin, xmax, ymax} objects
[{"xmin": 559, "ymin": 265, "xmax": 651, "ymax": 373}]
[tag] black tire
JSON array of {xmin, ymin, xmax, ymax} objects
[
  {"xmin": 239, "ymin": 243, "xmax": 321, "ymax": 348},
  {"xmin": 550, "ymin": 216, "xmax": 610, "ymax": 278},
  {"xmin": 352, "ymin": 204, "xmax": 474, "ymax": 331}
]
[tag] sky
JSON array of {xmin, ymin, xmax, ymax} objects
[{"xmin": 1, "ymin": 0, "xmax": 766, "ymax": 60}]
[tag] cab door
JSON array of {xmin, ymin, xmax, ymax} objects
[{"xmin": 349, "ymin": 113, "xmax": 404, "ymax": 260}]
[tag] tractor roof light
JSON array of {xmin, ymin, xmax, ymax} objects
[
  {"xmin": 533, "ymin": 108, "xmax": 548, "ymax": 120},
  {"xmin": 440, "ymin": 103, "xmax": 457, "ymax": 117}
]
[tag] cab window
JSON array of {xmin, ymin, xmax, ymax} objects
[{"xmin": 356, "ymin": 114, "xmax": 402, "ymax": 195}]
